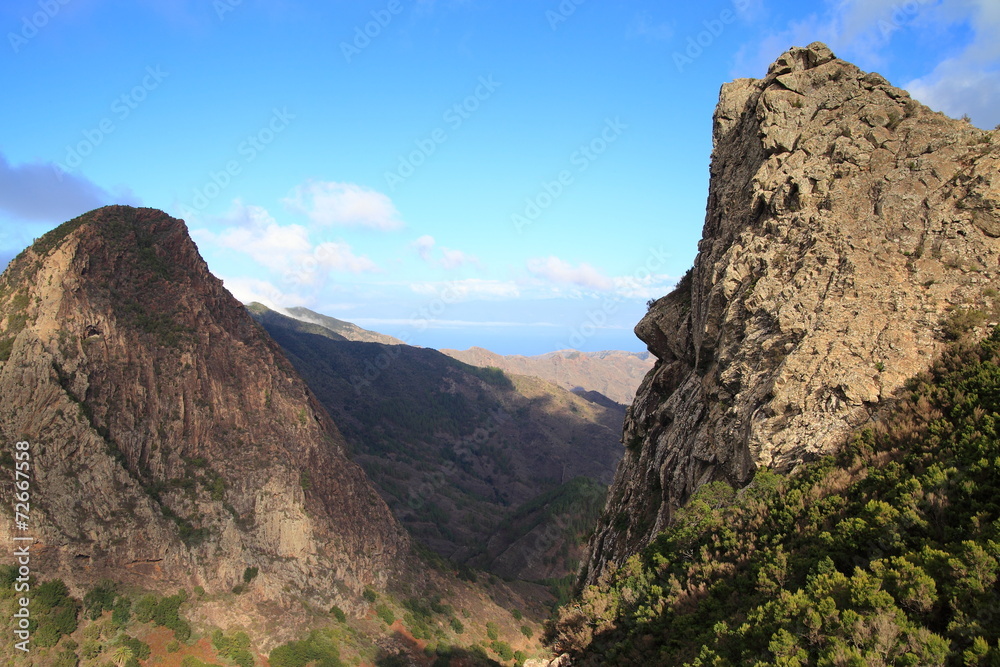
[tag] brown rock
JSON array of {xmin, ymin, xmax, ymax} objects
[{"xmin": 0, "ymin": 207, "xmax": 409, "ymax": 610}]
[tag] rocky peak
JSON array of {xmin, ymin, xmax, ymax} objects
[
  {"xmin": 0, "ymin": 206, "xmax": 409, "ymax": 610},
  {"xmin": 583, "ymin": 43, "xmax": 1000, "ymax": 586}
]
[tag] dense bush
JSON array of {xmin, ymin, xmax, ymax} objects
[
  {"xmin": 269, "ymin": 629, "xmax": 343, "ymax": 667},
  {"xmin": 554, "ymin": 327, "xmax": 1000, "ymax": 665},
  {"xmin": 31, "ymin": 579, "xmax": 80, "ymax": 647}
]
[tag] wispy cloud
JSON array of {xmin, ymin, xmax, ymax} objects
[
  {"xmin": 411, "ymin": 234, "xmax": 479, "ymax": 269},
  {"xmin": 352, "ymin": 318, "xmax": 555, "ymax": 329},
  {"xmin": 526, "ymin": 256, "xmax": 614, "ymax": 291},
  {"xmin": 219, "ymin": 276, "xmax": 310, "ymax": 311},
  {"xmin": 283, "ymin": 180, "xmax": 404, "ymax": 231},
  {"xmin": 410, "ymin": 278, "xmax": 520, "ymax": 301},
  {"xmin": 192, "ymin": 200, "xmax": 379, "ymax": 282}
]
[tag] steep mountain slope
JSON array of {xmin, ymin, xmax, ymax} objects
[
  {"xmin": 251, "ymin": 306, "xmax": 624, "ymax": 583},
  {"xmin": 555, "ymin": 328, "xmax": 1000, "ymax": 665},
  {"xmin": 442, "ymin": 347, "xmax": 653, "ymax": 406},
  {"xmin": 584, "ymin": 42, "xmax": 1000, "ymax": 586},
  {"xmin": 0, "ymin": 206, "xmax": 409, "ymax": 609},
  {"xmin": 286, "ymin": 306, "xmax": 405, "ymax": 345}
]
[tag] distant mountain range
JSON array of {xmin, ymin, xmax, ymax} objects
[{"xmin": 441, "ymin": 347, "xmax": 654, "ymax": 406}]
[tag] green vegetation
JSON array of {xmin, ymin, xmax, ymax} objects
[
  {"xmin": 330, "ymin": 604, "xmax": 347, "ymax": 623},
  {"xmin": 553, "ymin": 327, "xmax": 1000, "ymax": 665},
  {"xmin": 31, "ymin": 579, "xmax": 81, "ymax": 647},
  {"xmin": 490, "ymin": 640, "xmax": 514, "ymax": 660},
  {"xmin": 465, "ymin": 364, "xmax": 515, "ymax": 390},
  {"xmin": 212, "ymin": 629, "xmax": 255, "ymax": 667},
  {"xmin": 269, "ymin": 629, "xmax": 344, "ymax": 667},
  {"xmin": 376, "ymin": 603, "xmax": 395, "ymax": 625},
  {"xmin": 28, "ymin": 215, "xmax": 88, "ymax": 257}
]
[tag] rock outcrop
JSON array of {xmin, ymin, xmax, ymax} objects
[
  {"xmin": 0, "ymin": 206, "xmax": 410, "ymax": 608},
  {"xmin": 583, "ymin": 43, "xmax": 1000, "ymax": 586}
]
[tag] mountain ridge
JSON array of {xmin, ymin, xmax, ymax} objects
[{"xmin": 442, "ymin": 347, "xmax": 653, "ymax": 406}]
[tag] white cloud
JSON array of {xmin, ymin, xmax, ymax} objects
[
  {"xmin": 412, "ymin": 234, "xmax": 436, "ymax": 261},
  {"xmin": 197, "ymin": 203, "xmax": 311, "ymax": 271},
  {"xmin": 353, "ymin": 318, "xmax": 556, "ymax": 329},
  {"xmin": 410, "ymin": 234, "xmax": 479, "ymax": 269},
  {"xmin": 219, "ymin": 277, "xmax": 310, "ymax": 311},
  {"xmin": 314, "ymin": 241, "xmax": 380, "ymax": 273},
  {"xmin": 192, "ymin": 200, "xmax": 380, "ymax": 286},
  {"xmin": 410, "ymin": 279, "xmax": 520, "ymax": 301},
  {"xmin": 612, "ymin": 273, "xmax": 677, "ymax": 300},
  {"xmin": 903, "ymin": 1, "xmax": 1000, "ymax": 128},
  {"xmin": 526, "ymin": 256, "xmax": 614, "ymax": 291},
  {"xmin": 283, "ymin": 181, "xmax": 404, "ymax": 231}
]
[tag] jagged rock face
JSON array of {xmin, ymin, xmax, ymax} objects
[
  {"xmin": 0, "ymin": 206, "xmax": 409, "ymax": 605},
  {"xmin": 583, "ymin": 43, "xmax": 1000, "ymax": 586}
]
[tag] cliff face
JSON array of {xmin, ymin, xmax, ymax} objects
[
  {"xmin": 584, "ymin": 43, "xmax": 1000, "ymax": 586},
  {"xmin": 0, "ymin": 206, "xmax": 409, "ymax": 606}
]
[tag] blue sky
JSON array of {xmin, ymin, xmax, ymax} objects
[{"xmin": 1, "ymin": 0, "xmax": 998, "ymax": 354}]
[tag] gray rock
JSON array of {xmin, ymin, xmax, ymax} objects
[{"xmin": 583, "ymin": 42, "xmax": 1000, "ymax": 586}]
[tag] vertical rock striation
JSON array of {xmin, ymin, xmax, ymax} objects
[{"xmin": 584, "ymin": 43, "xmax": 1000, "ymax": 586}]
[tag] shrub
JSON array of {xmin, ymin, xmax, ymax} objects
[
  {"xmin": 490, "ymin": 641, "xmax": 514, "ymax": 661},
  {"xmin": 376, "ymin": 603, "xmax": 395, "ymax": 625}
]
